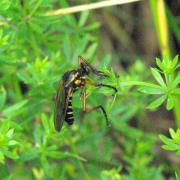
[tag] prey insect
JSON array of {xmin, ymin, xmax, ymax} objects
[{"xmin": 54, "ymin": 56, "xmax": 117, "ymax": 132}]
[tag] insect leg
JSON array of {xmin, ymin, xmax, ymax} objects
[
  {"xmin": 81, "ymin": 88, "xmax": 86, "ymax": 112},
  {"xmin": 85, "ymin": 80, "xmax": 117, "ymax": 95},
  {"xmin": 82, "ymin": 79, "xmax": 116, "ymax": 126},
  {"xmin": 85, "ymin": 105, "xmax": 110, "ymax": 126},
  {"xmin": 81, "ymin": 86, "xmax": 109, "ymax": 126},
  {"xmin": 78, "ymin": 56, "xmax": 82, "ymax": 65}
]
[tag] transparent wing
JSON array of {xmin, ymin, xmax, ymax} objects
[
  {"xmin": 54, "ymin": 81, "xmax": 72, "ymax": 132},
  {"xmin": 78, "ymin": 56, "xmax": 108, "ymax": 77}
]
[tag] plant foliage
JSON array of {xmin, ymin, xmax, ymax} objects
[{"xmin": 0, "ymin": 0, "xmax": 179, "ymax": 179}]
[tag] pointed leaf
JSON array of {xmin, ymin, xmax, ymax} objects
[
  {"xmin": 6, "ymin": 129, "xmax": 14, "ymax": 138},
  {"xmin": 172, "ymin": 88, "xmax": 180, "ymax": 98},
  {"xmin": 86, "ymin": 42, "xmax": 98, "ymax": 58},
  {"xmin": 166, "ymin": 96, "xmax": 174, "ymax": 110},
  {"xmin": 78, "ymin": 11, "xmax": 89, "ymax": 27},
  {"xmin": 83, "ymin": 22, "xmax": 100, "ymax": 31},
  {"xmin": 41, "ymin": 114, "xmax": 50, "ymax": 133},
  {"xmin": 172, "ymin": 72, "xmax": 180, "ymax": 87},
  {"xmin": 20, "ymin": 149, "xmax": 39, "ymax": 161},
  {"xmin": 151, "ymin": 68, "xmax": 166, "ymax": 88},
  {"xmin": 162, "ymin": 144, "xmax": 178, "ymax": 151},
  {"xmin": 172, "ymin": 55, "xmax": 179, "ymax": 69},
  {"xmin": 147, "ymin": 95, "xmax": 166, "ymax": 109},
  {"xmin": 156, "ymin": 58, "xmax": 163, "ymax": 70},
  {"xmin": 138, "ymin": 86, "xmax": 163, "ymax": 94},
  {"xmin": 2, "ymin": 100, "xmax": 28, "ymax": 117},
  {"xmin": 8, "ymin": 140, "xmax": 19, "ymax": 146},
  {"xmin": 159, "ymin": 134, "xmax": 171, "ymax": 144},
  {"xmin": 175, "ymin": 172, "xmax": 180, "ymax": 180},
  {"xmin": 169, "ymin": 128, "xmax": 176, "ymax": 139}
]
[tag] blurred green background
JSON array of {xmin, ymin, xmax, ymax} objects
[{"xmin": 0, "ymin": 0, "xmax": 180, "ymax": 179}]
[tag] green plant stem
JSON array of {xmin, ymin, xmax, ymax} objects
[
  {"xmin": 107, "ymin": 94, "xmax": 117, "ymax": 113},
  {"xmin": 149, "ymin": 0, "xmax": 170, "ymax": 58},
  {"xmin": 46, "ymin": 0, "xmax": 143, "ymax": 16}
]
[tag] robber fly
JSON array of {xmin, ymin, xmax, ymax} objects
[{"xmin": 54, "ymin": 56, "xmax": 117, "ymax": 132}]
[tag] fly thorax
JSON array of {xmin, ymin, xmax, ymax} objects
[{"xmin": 74, "ymin": 76, "xmax": 85, "ymax": 87}]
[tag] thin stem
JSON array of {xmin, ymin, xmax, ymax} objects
[
  {"xmin": 45, "ymin": 0, "xmax": 143, "ymax": 16},
  {"xmin": 107, "ymin": 93, "xmax": 117, "ymax": 113},
  {"xmin": 28, "ymin": 0, "xmax": 42, "ymax": 19},
  {"xmin": 149, "ymin": 0, "xmax": 170, "ymax": 57}
]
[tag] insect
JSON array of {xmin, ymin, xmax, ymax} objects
[{"xmin": 54, "ymin": 56, "xmax": 117, "ymax": 132}]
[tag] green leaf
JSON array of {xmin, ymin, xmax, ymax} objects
[
  {"xmin": 20, "ymin": 149, "xmax": 39, "ymax": 161},
  {"xmin": 4, "ymin": 150, "xmax": 19, "ymax": 160},
  {"xmin": 172, "ymin": 88, "xmax": 180, "ymax": 98},
  {"xmin": 175, "ymin": 172, "xmax": 180, "ymax": 180},
  {"xmin": 46, "ymin": 151, "xmax": 87, "ymax": 162},
  {"xmin": 41, "ymin": 114, "xmax": 50, "ymax": 133},
  {"xmin": 29, "ymin": 21, "xmax": 43, "ymax": 34},
  {"xmin": 0, "ymin": 120, "xmax": 10, "ymax": 134},
  {"xmin": 163, "ymin": 56, "xmax": 169, "ymax": 65},
  {"xmin": 86, "ymin": 42, "xmax": 98, "ymax": 58},
  {"xmin": 166, "ymin": 96, "xmax": 174, "ymax": 110},
  {"xmin": 8, "ymin": 140, "xmax": 18, "ymax": 146},
  {"xmin": 177, "ymin": 129, "xmax": 180, "ymax": 137},
  {"xmin": 162, "ymin": 144, "xmax": 178, "ymax": 151},
  {"xmin": 83, "ymin": 22, "xmax": 100, "ymax": 31},
  {"xmin": 159, "ymin": 131, "xmax": 180, "ymax": 153},
  {"xmin": 78, "ymin": 11, "xmax": 89, "ymax": 27},
  {"xmin": 17, "ymin": 71, "xmax": 33, "ymax": 84},
  {"xmin": 138, "ymin": 86, "xmax": 163, "ymax": 94},
  {"xmin": 151, "ymin": 68, "xmax": 166, "ymax": 88},
  {"xmin": 172, "ymin": 55, "xmax": 179, "ymax": 69},
  {"xmin": 0, "ymin": 0, "xmax": 11, "ymax": 12},
  {"xmin": 6, "ymin": 129, "xmax": 14, "ymax": 138},
  {"xmin": 169, "ymin": 128, "xmax": 176, "ymax": 139},
  {"xmin": 159, "ymin": 134, "xmax": 172, "ymax": 144},
  {"xmin": 2, "ymin": 100, "xmax": 28, "ymax": 117},
  {"xmin": 156, "ymin": 58, "xmax": 163, "ymax": 70},
  {"xmin": 172, "ymin": 72, "xmax": 180, "ymax": 87},
  {"xmin": 147, "ymin": 95, "xmax": 166, "ymax": 110}
]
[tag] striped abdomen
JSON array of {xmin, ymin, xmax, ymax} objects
[{"xmin": 65, "ymin": 96, "xmax": 74, "ymax": 125}]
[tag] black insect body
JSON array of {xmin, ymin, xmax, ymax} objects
[{"xmin": 54, "ymin": 56, "xmax": 117, "ymax": 132}]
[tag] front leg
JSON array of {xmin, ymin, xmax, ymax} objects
[
  {"xmin": 85, "ymin": 80, "xmax": 117, "ymax": 95},
  {"xmin": 85, "ymin": 105, "xmax": 110, "ymax": 127},
  {"xmin": 80, "ymin": 87, "xmax": 86, "ymax": 112},
  {"xmin": 81, "ymin": 83, "xmax": 110, "ymax": 127}
]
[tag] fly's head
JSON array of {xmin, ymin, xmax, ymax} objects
[
  {"xmin": 79, "ymin": 62, "xmax": 90, "ymax": 76},
  {"xmin": 78, "ymin": 56, "xmax": 108, "ymax": 78}
]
